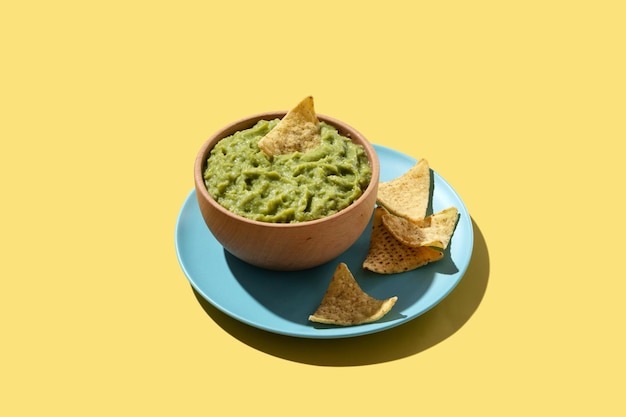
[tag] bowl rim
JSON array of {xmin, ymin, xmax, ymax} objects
[{"xmin": 193, "ymin": 111, "xmax": 380, "ymax": 229}]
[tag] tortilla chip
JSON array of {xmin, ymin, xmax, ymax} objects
[
  {"xmin": 258, "ymin": 96, "xmax": 321, "ymax": 156},
  {"xmin": 363, "ymin": 207, "xmax": 444, "ymax": 274},
  {"xmin": 309, "ymin": 262, "xmax": 398, "ymax": 326},
  {"xmin": 382, "ymin": 207, "xmax": 459, "ymax": 250},
  {"xmin": 376, "ymin": 159, "xmax": 431, "ymax": 222}
]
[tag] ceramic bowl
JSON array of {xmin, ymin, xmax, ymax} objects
[{"xmin": 194, "ymin": 111, "xmax": 379, "ymax": 271}]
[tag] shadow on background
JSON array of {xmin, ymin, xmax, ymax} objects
[{"xmin": 192, "ymin": 218, "xmax": 489, "ymax": 366}]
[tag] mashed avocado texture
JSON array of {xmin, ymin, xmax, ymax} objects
[{"xmin": 204, "ymin": 119, "xmax": 372, "ymax": 223}]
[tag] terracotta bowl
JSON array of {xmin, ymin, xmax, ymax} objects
[{"xmin": 194, "ymin": 111, "xmax": 380, "ymax": 271}]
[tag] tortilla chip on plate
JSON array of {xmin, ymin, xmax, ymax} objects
[
  {"xmin": 258, "ymin": 96, "xmax": 321, "ymax": 156},
  {"xmin": 376, "ymin": 159, "xmax": 431, "ymax": 222},
  {"xmin": 362, "ymin": 207, "xmax": 444, "ymax": 274},
  {"xmin": 382, "ymin": 207, "xmax": 459, "ymax": 250},
  {"xmin": 309, "ymin": 262, "xmax": 398, "ymax": 326}
]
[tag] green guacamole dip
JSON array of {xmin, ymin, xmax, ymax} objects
[{"xmin": 204, "ymin": 119, "xmax": 372, "ymax": 223}]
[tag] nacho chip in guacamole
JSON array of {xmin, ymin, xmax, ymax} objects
[{"xmin": 258, "ymin": 96, "xmax": 321, "ymax": 156}]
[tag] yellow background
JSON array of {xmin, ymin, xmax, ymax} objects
[{"xmin": 2, "ymin": 1, "xmax": 624, "ymax": 415}]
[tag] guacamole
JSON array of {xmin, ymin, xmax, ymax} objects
[{"xmin": 204, "ymin": 119, "xmax": 372, "ymax": 223}]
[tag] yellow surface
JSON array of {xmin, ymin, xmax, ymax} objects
[{"xmin": 2, "ymin": 1, "xmax": 624, "ymax": 415}]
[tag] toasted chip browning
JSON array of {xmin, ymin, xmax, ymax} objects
[
  {"xmin": 309, "ymin": 262, "xmax": 398, "ymax": 326},
  {"xmin": 382, "ymin": 207, "xmax": 459, "ymax": 250},
  {"xmin": 363, "ymin": 207, "xmax": 444, "ymax": 274},
  {"xmin": 257, "ymin": 96, "xmax": 321, "ymax": 156},
  {"xmin": 376, "ymin": 159, "xmax": 431, "ymax": 222}
]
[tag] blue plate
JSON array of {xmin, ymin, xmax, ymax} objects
[{"xmin": 175, "ymin": 145, "xmax": 473, "ymax": 338}]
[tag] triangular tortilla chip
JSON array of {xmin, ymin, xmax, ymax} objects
[
  {"xmin": 309, "ymin": 262, "xmax": 398, "ymax": 326},
  {"xmin": 382, "ymin": 207, "xmax": 459, "ymax": 250},
  {"xmin": 258, "ymin": 96, "xmax": 321, "ymax": 156},
  {"xmin": 376, "ymin": 159, "xmax": 431, "ymax": 222},
  {"xmin": 363, "ymin": 207, "xmax": 444, "ymax": 274}
]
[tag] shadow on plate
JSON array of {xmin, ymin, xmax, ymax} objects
[
  {"xmin": 219, "ymin": 211, "xmax": 448, "ymax": 325},
  {"xmin": 191, "ymin": 217, "xmax": 489, "ymax": 366},
  {"xmin": 222, "ymin": 242, "xmax": 441, "ymax": 325}
]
